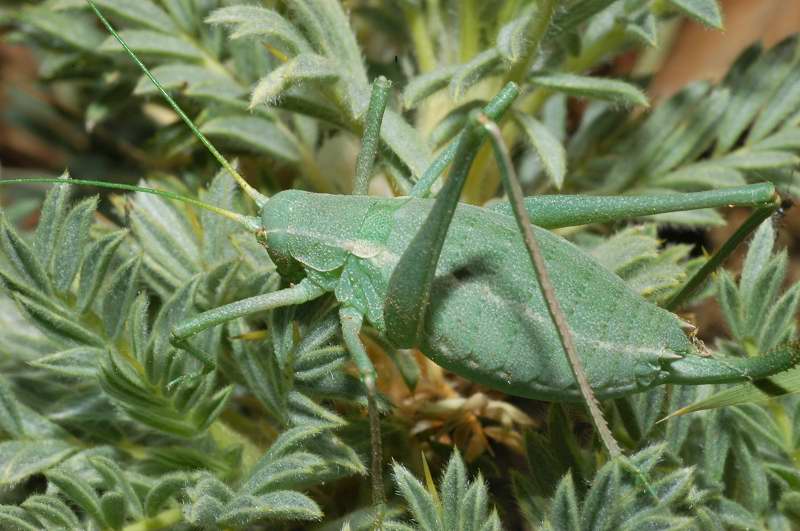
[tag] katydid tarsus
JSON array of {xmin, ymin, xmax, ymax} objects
[{"xmin": 5, "ymin": 0, "xmax": 800, "ymax": 514}]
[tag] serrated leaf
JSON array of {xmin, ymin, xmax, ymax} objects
[
  {"xmin": 449, "ymin": 49, "xmax": 501, "ymax": 102},
  {"xmin": 77, "ymin": 230, "xmax": 128, "ymax": 314},
  {"xmin": 403, "ymin": 67, "xmax": 458, "ymax": 109},
  {"xmin": 0, "ymin": 215, "xmax": 51, "ymax": 298},
  {"xmin": 90, "ymin": 456, "xmax": 143, "ymax": 519},
  {"xmin": 514, "ymin": 112, "xmax": 567, "ymax": 189},
  {"xmin": 100, "ymin": 491, "xmax": 126, "ymax": 530},
  {"xmin": 46, "ymin": 469, "xmax": 105, "ymax": 527},
  {"xmin": 250, "ymin": 54, "xmax": 339, "ymax": 108},
  {"xmin": 718, "ymin": 270, "xmax": 743, "ymax": 341},
  {"xmin": 666, "ymin": 365, "xmax": 800, "ymax": 417},
  {"xmin": 580, "ymin": 461, "xmax": 621, "ymax": 531},
  {"xmin": 740, "ymin": 219, "xmax": 775, "ymax": 299},
  {"xmin": 30, "ymin": 346, "xmax": 104, "ymax": 378},
  {"xmin": 13, "ymin": 292, "xmax": 105, "ymax": 347},
  {"xmin": 549, "ymin": 473, "xmax": 579, "ymax": 531},
  {"xmin": 718, "ymin": 150, "xmax": 799, "ymax": 171},
  {"xmin": 624, "ymin": 11, "xmax": 657, "ymax": 47},
  {"xmin": 145, "ymin": 472, "xmax": 191, "ymax": 517},
  {"xmin": 99, "ymin": 30, "xmax": 204, "ymax": 62},
  {"xmin": 207, "ymin": 5, "xmax": 311, "ymax": 56},
  {"xmin": 21, "ymin": 495, "xmax": 80, "ymax": 529},
  {"xmin": 51, "ymin": 196, "xmax": 96, "ymax": 293},
  {"xmin": 0, "ymin": 507, "xmax": 38, "ymax": 531},
  {"xmin": 92, "ymin": 0, "xmax": 175, "ymax": 32},
  {"xmin": 392, "ymin": 461, "xmax": 441, "ymax": 531},
  {"xmin": 241, "ymin": 452, "xmax": 326, "ymax": 495},
  {"xmin": 0, "ymin": 378, "xmax": 23, "ymax": 438},
  {"xmin": 496, "ymin": 6, "xmax": 535, "ymax": 63},
  {"xmin": 0, "ymin": 440, "xmax": 75, "ymax": 485},
  {"xmin": 459, "ymin": 474, "xmax": 489, "ymax": 531},
  {"xmin": 752, "ymin": 127, "xmax": 800, "ymax": 151},
  {"xmin": 758, "ymin": 283, "xmax": 800, "ymax": 352},
  {"xmin": 440, "ymin": 450, "xmax": 467, "ymax": 530},
  {"xmin": 654, "ymin": 162, "xmax": 745, "ymax": 190},
  {"xmin": 133, "ymin": 63, "xmax": 244, "ymax": 103},
  {"xmin": 200, "ymin": 115, "xmax": 300, "ymax": 163},
  {"xmin": 667, "ymin": 0, "xmax": 723, "ymax": 29},
  {"xmin": 217, "ymin": 491, "xmax": 322, "ymax": 527},
  {"xmin": 529, "ymin": 72, "xmax": 649, "ymax": 107},
  {"xmin": 749, "ymin": 66, "xmax": 800, "ymax": 143},
  {"xmin": 101, "ymin": 256, "xmax": 141, "ymax": 340},
  {"xmin": 19, "ymin": 7, "xmax": 105, "ymax": 51}
]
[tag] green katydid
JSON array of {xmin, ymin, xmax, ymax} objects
[{"xmin": 5, "ymin": 0, "xmax": 799, "ymax": 514}]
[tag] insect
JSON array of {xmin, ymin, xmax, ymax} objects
[{"xmin": 6, "ymin": 0, "xmax": 798, "ymax": 514}]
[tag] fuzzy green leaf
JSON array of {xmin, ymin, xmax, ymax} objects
[
  {"xmin": 403, "ymin": 67, "xmax": 459, "ymax": 109},
  {"xmin": 30, "ymin": 346, "xmax": 103, "ymax": 378},
  {"xmin": 100, "ymin": 491, "xmax": 126, "ymax": 530},
  {"xmin": 101, "ymin": 256, "xmax": 141, "ymax": 340},
  {"xmin": 200, "ymin": 116, "xmax": 300, "ymax": 163},
  {"xmin": 666, "ymin": 0, "xmax": 723, "ymax": 29},
  {"xmin": 0, "ymin": 439, "xmax": 75, "ymax": 485},
  {"xmin": 217, "ymin": 491, "xmax": 323, "ymax": 527},
  {"xmin": 449, "ymin": 49, "xmax": 501, "ymax": 102},
  {"xmin": 207, "ymin": 5, "xmax": 311, "ymax": 56},
  {"xmin": 99, "ymin": 30, "xmax": 204, "ymax": 62},
  {"xmin": 51, "ymin": 196, "xmax": 96, "ymax": 293},
  {"xmin": 392, "ymin": 461, "xmax": 441, "ymax": 531},
  {"xmin": 20, "ymin": 495, "xmax": 80, "ymax": 529},
  {"xmin": 90, "ymin": 456, "xmax": 143, "ymax": 519},
  {"xmin": 249, "ymin": 54, "xmax": 339, "ymax": 108},
  {"xmin": 91, "ymin": 0, "xmax": 176, "ymax": 33},
  {"xmin": 514, "ymin": 112, "xmax": 567, "ymax": 188},
  {"xmin": 529, "ymin": 72, "xmax": 649, "ymax": 107},
  {"xmin": 144, "ymin": 472, "xmax": 191, "ymax": 517},
  {"xmin": 549, "ymin": 473, "xmax": 579, "ymax": 531},
  {"xmin": 77, "ymin": 230, "xmax": 128, "ymax": 314}
]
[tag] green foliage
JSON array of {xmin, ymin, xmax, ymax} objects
[{"xmin": 3, "ymin": 0, "xmax": 800, "ymax": 529}]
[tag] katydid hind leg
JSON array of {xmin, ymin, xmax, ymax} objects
[
  {"xmin": 339, "ymin": 307, "xmax": 386, "ymax": 519},
  {"xmin": 477, "ymin": 112, "xmax": 623, "ymax": 459}
]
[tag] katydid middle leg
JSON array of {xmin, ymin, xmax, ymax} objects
[{"xmin": 339, "ymin": 307, "xmax": 385, "ymax": 517}]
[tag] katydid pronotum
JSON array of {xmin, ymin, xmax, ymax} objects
[{"xmin": 5, "ymin": 0, "xmax": 799, "ymax": 517}]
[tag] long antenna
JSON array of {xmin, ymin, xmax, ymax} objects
[
  {"xmin": 86, "ymin": 0, "xmax": 269, "ymax": 208},
  {"xmin": 0, "ymin": 177, "xmax": 260, "ymax": 232}
]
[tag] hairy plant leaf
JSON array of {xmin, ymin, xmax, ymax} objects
[
  {"xmin": 529, "ymin": 72, "xmax": 649, "ymax": 107},
  {"xmin": 200, "ymin": 115, "xmax": 300, "ymax": 163},
  {"xmin": 91, "ymin": 0, "xmax": 176, "ymax": 33},
  {"xmin": 667, "ymin": 0, "xmax": 723, "ymax": 29},
  {"xmin": 99, "ymin": 30, "xmax": 204, "ymax": 62},
  {"xmin": 514, "ymin": 112, "xmax": 567, "ymax": 188},
  {"xmin": 217, "ymin": 491, "xmax": 323, "ymax": 528}
]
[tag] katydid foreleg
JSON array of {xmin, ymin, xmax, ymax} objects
[{"xmin": 170, "ymin": 280, "xmax": 325, "ymax": 355}]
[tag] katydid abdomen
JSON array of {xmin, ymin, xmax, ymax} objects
[{"xmin": 262, "ymin": 188, "xmax": 799, "ymax": 402}]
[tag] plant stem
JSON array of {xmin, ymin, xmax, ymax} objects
[
  {"xmin": 209, "ymin": 421, "xmax": 263, "ymax": 473},
  {"xmin": 459, "ymin": 0, "xmax": 480, "ymax": 62},
  {"xmin": 404, "ymin": 4, "xmax": 437, "ymax": 73}
]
